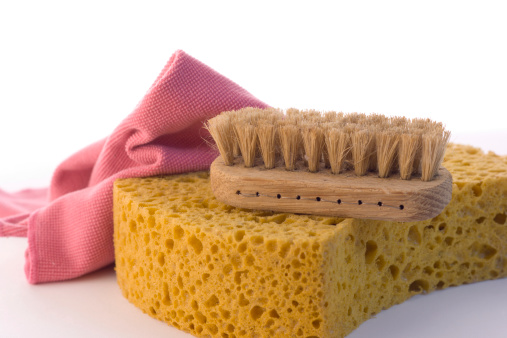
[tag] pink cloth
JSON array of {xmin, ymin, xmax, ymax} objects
[{"xmin": 0, "ymin": 50, "xmax": 267, "ymax": 284}]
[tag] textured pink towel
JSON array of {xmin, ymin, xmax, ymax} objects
[{"xmin": 0, "ymin": 50, "xmax": 267, "ymax": 284}]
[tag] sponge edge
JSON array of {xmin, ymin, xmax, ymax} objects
[{"xmin": 113, "ymin": 144, "xmax": 507, "ymax": 338}]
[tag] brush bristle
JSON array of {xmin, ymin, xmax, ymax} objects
[
  {"xmin": 301, "ymin": 122, "xmax": 325, "ymax": 173},
  {"xmin": 205, "ymin": 113, "xmax": 235, "ymax": 166},
  {"xmin": 399, "ymin": 131, "xmax": 421, "ymax": 180},
  {"xmin": 351, "ymin": 128, "xmax": 374, "ymax": 176},
  {"xmin": 324, "ymin": 124, "xmax": 350, "ymax": 174},
  {"xmin": 278, "ymin": 120, "xmax": 300, "ymax": 171},
  {"xmin": 206, "ymin": 108, "xmax": 450, "ymax": 181},
  {"xmin": 256, "ymin": 122, "xmax": 277, "ymax": 169}
]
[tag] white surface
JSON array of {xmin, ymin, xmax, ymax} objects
[{"xmin": 0, "ymin": 1, "xmax": 506, "ymax": 337}]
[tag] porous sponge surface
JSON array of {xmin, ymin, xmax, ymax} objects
[{"xmin": 113, "ymin": 144, "xmax": 507, "ymax": 338}]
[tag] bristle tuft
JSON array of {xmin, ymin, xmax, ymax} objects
[
  {"xmin": 376, "ymin": 130, "xmax": 400, "ymax": 178},
  {"xmin": 256, "ymin": 123, "xmax": 277, "ymax": 169},
  {"xmin": 351, "ymin": 129, "xmax": 374, "ymax": 176},
  {"xmin": 399, "ymin": 131, "xmax": 421, "ymax": 180},
  {"xmin": 324, "ymin": 125, "xmax": 350, "ymax": 174},
  {"xmin": 234, "ymin": 122, "xmax": 257, "ymax": 168},
  {"xmin": 421, "ymin": 129, "xmax": 451, "ymax": 181},
  {"xmin": 205, "ymin": 113, "xmax": 235, "ymax": 166},
  {"xmin": 301, "ymin": 123, "xmax": 325, "ymax": 172},
  {"xmin": 278, "ymin": 121, "xmax": 300, "ymax": 171}
]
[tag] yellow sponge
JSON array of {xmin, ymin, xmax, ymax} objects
[{"xmin": 113, "ymin": 144, "xmax": 507, "ymax": 338}]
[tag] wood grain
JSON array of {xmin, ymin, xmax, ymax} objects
[{"xmin": 210, "ymin": 156, "xmax": 453, "ymax": 222}]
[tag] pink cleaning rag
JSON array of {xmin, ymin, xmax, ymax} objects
[{"xmin": 0, "ymin": 50, "xmax": 268, "ymax": 284}]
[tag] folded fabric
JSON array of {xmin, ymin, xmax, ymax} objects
[{"xmin": 0, "ymin": 50, "xmax": 268, "ymax": 284}]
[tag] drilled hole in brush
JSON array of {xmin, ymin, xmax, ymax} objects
[
  {"xmin": 358, "ymin": 200, "xmax": 363, "ymax": 205},
  {"xmin": 399, "ymin": 205, "xmax": 405, "ymax": 210},
  {"xmin": 236, "ymin": 190, "xmax": 241, "ymax": 195},
  {"xmin": 255, "ymin": 192, "xmax": 260, "ymax": 197},
  {"xmin": 378, "ymin": 202, "xmax": 383, "ymax": 207},
  {"xmin": 277, "ymin": 194, "xmax": 281, "ymax": 199},
  {"xmin": 316, "ymin": 197, "xmax": 321, "ymax": 202},
  {"xmin": 337, "ymin": 199, "xmax": 342, "ymax": 204},
  {"xmin": 296, "ymin": 195, "xmax": 301, "ymax": 200}
]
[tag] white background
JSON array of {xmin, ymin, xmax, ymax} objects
[{"xmin": 0, "ymin": 1, "xmax": 506, "ymax": 337}]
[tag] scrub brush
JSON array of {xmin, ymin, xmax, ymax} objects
[{"xmin": 205, "ymin": 107, "xmax": 452, "ymax": 222}]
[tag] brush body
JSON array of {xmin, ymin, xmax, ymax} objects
[
  {"xmin": 211, "ymin": 156, "xmax": 452, "ymax": 222},
  {"xmin": 205, "ymin": 108, "xmax": 452, "ymax": 222}
]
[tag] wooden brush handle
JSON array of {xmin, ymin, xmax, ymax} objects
[{"xmin": 210, "ymin": 156, "xmax": 452, "ymax": 222}]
